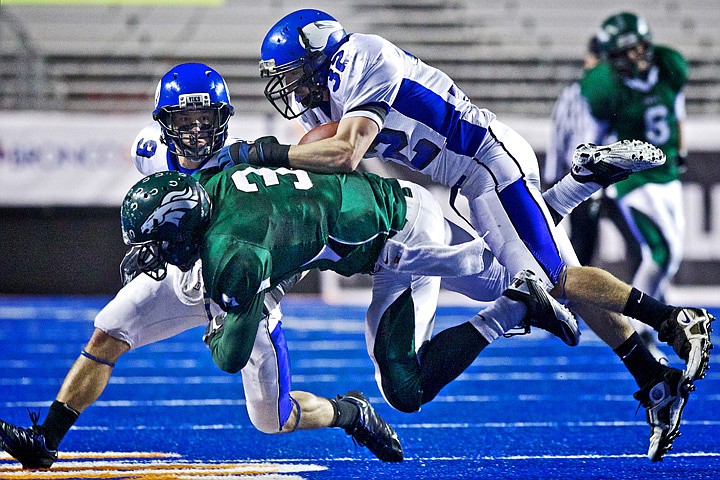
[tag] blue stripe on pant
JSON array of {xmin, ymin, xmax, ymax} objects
[
  {"xmin": 270, "ymin": 321, "xmax": 294, "ymax": 428},
  {"xmin": 498, "ymin": 178, "xmax": 565, "ymax": 284}
]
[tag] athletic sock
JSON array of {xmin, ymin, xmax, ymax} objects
[
  {"xmin": 469, "ymin": 295, "xmax": 527, "ymax": 342},
  {"xmin": 40, "ymin": 401, "xmax": 80, "ymax": 450},
  {"xmin": 614, "ymin": 333, "xmax": 667, "ymax": 388},
  {"xmin": 542, "ymin": 175, "xmax": 601, "ymax": 218},
  {"xmin": 418, "ymin": 322, "xmax": 489, "ymax": 405},
  {"xmin": 415, "ymin": 296, "xmax": 522, "ymax": 403},
  {"xmin": 622, "ymin": 288, "xmax": 675, "ymax": 330},
  {"xmin": 329, "ymin": 397, "xmax": 360, "ymax": 429}
]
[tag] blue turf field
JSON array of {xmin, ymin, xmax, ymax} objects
[{"xmin": 0, "ymin": 296, "xmax": 718, "ymax": 479}]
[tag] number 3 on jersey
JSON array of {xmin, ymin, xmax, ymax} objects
[{"xmin": 231, "ymin": 167, "xmax": 313, "ymax": 192}]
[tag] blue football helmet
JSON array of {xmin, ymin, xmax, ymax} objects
[
  {"xmin": 121, "ymin": 171, "xmax": 212, "ymax": 279},
  {"xmin": 153, "ymin": 63, "xmax": 234, "ymax": 162},
  {"xmin": 260, "ymin": 9, "xmax": 347, "ymax": 119}
]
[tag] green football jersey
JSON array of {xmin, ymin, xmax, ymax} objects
[
  {"xmin": 193, "ymin": 165, "xmax": 407, "ymax": 372},
  {"xmin": 580, "ymin": 46, "xmax": 689, "ymax": 195}
]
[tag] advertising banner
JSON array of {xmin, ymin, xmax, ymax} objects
[{"xmin": 0, "ymin": 112, "xmax": 302, "ymax": 206}]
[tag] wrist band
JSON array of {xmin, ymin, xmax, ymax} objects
[{"xmin": 261, "ymin": 142, "xmax": 291, "ymax": 168}]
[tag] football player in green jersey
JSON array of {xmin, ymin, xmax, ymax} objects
[
  {"xmin": 580, "ymin": 11, "xmax": 689, "ymax": 361},
  {"xmin": 120, "ymin": 163, "xmax": 710, "ymax": 462},
  {"xmin": 120, "ymin": 167, "xmax": 581, "ymax": 457}
]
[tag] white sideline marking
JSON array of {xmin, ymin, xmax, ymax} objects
[
  {"xmin": 0, "ymin": 453, "xmax": 327, "ymax": 479},
  {"xmin": 288, "ymin": 340, "xmax": 366, "ymax": 350},
  {"xmin": 476, "ymin": 451, "xmax": 720, "ymax": 460},
  {"xmin": 7, "ymin": 368, "xmax": 707, "ymax": 386},
  {"xmin": 295, "ymin": 355, "xmax": 619, "ymax": 368},
  {"xmin": 3, "ymin": 450, "xmax": 717, "ymax": 462},
  {"xmin": 4, "ymin": 392, "xmax": 720, "ymax": 409},
  {"xmin": 2, "ymin": 399, "xmax": 247, "ymax": 408},
  {"xmin": 0, "ymin": 306, "xmax": 98, "ymax": 321},
  {"xmin": 218, "ymin": 451, "xmax": 720, "ymax": 461},
  {"xmin": 49, "ymin": 419, "xmax": 720, "ymax": 432},
  {"xmin": 0, "ymin": 374, "xmax": 343, "ymax": 386},
  {"xmin": 396, "ymin": 420, "xmax": 720, "ymax": 428},
  {"xmin": 292, "ymin": 451, "xmax": 720, "ymax": 461}
]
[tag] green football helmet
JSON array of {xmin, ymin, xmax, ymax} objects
[
  {"xmin": 596, "ymin": 11, "xmax": 653, "ymax": 77},
  {"xmin": 121, "ymin": 171, "xmax": 212, "ymax": 279}
]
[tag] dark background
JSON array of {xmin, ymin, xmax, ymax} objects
[{"xmin": 1, "ymin": 152, "xmax": 717, "ymax": 295}]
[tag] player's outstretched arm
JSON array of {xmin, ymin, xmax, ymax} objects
[
  {"xmin": 205, "ymin": 297, "xmax": 264, "ymax": 374},
  {"xmin": 287, "ymin": 116, "xmax": 379, "ymax": 173}
]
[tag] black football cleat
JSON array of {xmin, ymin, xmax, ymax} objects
[
  {"xmin": 338, "ymin": 391, "xmax": 404, "ymax": 462},
  {"xmin": 502, "ymin": 270, "xmax": 580, "ymax": 346},
  {"xmin": 0, "ymin": 413, "xmax": 58, "ymax": 469}
]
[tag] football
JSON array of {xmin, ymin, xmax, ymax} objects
[{"xmin": 298, "ymin": 121, "xmax": 339, "ymax": 144}]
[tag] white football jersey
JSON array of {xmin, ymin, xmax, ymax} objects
[
  {"xmin": 129, "ymin": 122, "xmax": 236, "ymax": 176},
  {"xmin": 299, "ymin": 33, "xmax": 496, "ymax": 187}
]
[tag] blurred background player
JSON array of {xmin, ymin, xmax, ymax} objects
[
  {"xmin": 544, "ymin": 35, "xmax": 648, "ymax": 352},
  {"xmin": 0, "ymin": 63, "xmax": 401, "ymax": 469},
  {"xmin": 576, "ymin": 12, "xmax": 690, "ymax": 358},
  {"xmin": 545, "ymin": 35, "xmax": 635, "ymax": 267}
]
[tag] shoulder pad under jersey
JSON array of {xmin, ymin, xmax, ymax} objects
[{"xmin": 130, "ymin": 122, "xmax": 168, "ymax": 176}]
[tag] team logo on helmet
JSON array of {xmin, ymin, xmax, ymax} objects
[
  {"xmin": 140, "ymin": 186, "xmax": 200, "ymax": 235},
  {"xmin": 153, "ymin": 80, "xmax": 162, "ymax": 109},
  {"xmin": 299, "ymin": 20, "xmax": 344, "ymax": 51}
]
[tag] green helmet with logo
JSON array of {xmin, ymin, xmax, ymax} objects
[
  {"xmin": 121, "ymin": 171, "xmax": 211, "ymax": 279},
  {"xmin": 596, "ymin": 12, "xmax": 654, "ymax": 77}
]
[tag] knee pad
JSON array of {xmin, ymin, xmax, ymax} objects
[{"xmin": 246, "ymin": 400, "xmax": 283, "ymax": 434}]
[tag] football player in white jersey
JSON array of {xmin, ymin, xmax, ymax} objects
[
  {"xmin": 0, "ymin": 63, "xmax": 409, "ymax": 467},
  {"xmin": 237, "ymin": 9, "xmax": 714, "ymax": 461}
]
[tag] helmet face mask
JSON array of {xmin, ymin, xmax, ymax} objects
[
  {"xmin": 121, "ymin": 171, "xmax": 212, "ymax": 280},
  {"xmin": 608, "ymin": 42, "xmax": 654, "ymax": 78},
  {"xmin": 596, "ymin": 12, "xmax": 654, "ymax": 78},
  {"xmin": 153, "ymin": 63, "xmax": 234, "ymax": 162},
  {"xmin": 132, "ymin": 241, "xmax": 168, "ymax": 281},
  {"xmin": 156, "ymin": 103, "xmax": 233, "ymax": 160},
  {"xmin": 260, "ymin": 9, "xmax": 346, "ymax": 119},
  {"xmin": 262, "ymin": 61, "xmax": 327, "ymax": 119}
]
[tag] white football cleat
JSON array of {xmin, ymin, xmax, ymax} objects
[{"xmin": 571, "ymin": 139, "xmax": 666, "ymax": 187}]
